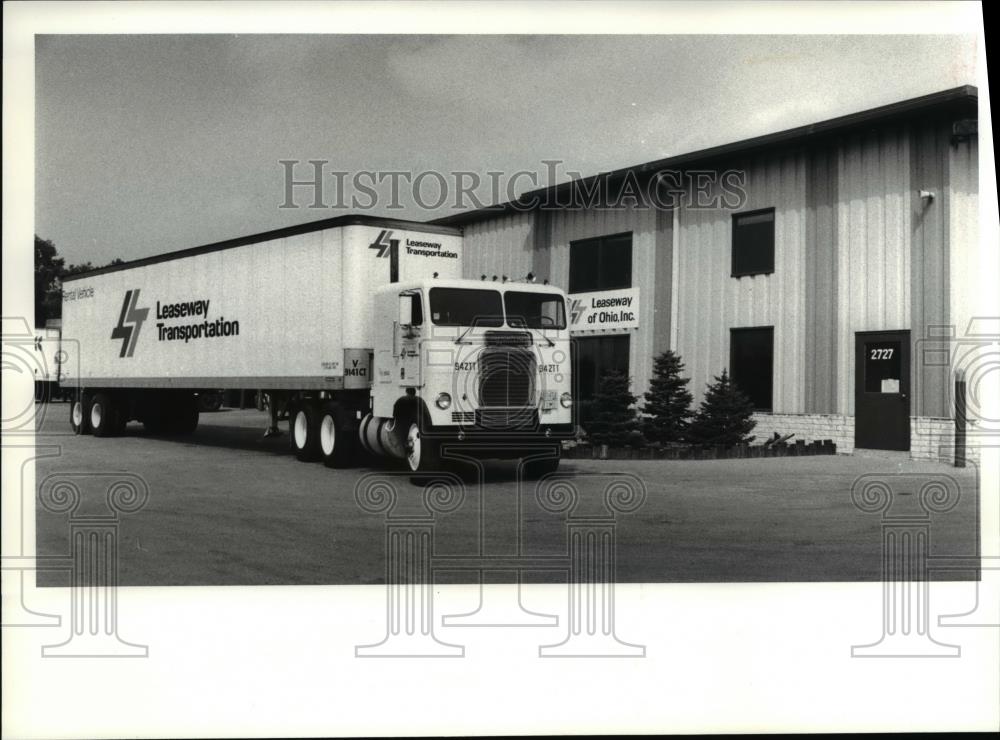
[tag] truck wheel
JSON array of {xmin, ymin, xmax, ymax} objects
[
  {"xmin": 70, "ymin": 395, "xmax": 89, "ymax": 435},
  {"xmin": 197, "ymin": 391, "xmax": 223, "ymax": 412},
  {"xmin": 291, "ymin": 403, "xmax": 321, "ymax": 462},
  {"xmin": 89, "ymin": 392, "xmax": 117, "ymax": 437},
  {"xmin": 406, "ymin": 421, "xmax": 442, "ymax": 475},
  {"xmin": 319, "ymin": 403, "xmax": 356, "ymax": 468}
]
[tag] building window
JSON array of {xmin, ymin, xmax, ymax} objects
[
  {"xmin": 569, "ymin": 232, "xmax": 632, "ymax": 293},
  {"xmin": 572, "ymin": 334, "xmax": 631, "ymax": 402},
  {"xmin": 730, "ymin": 327, "xmax": 774, "ymax": 411},
  {"xmin": 731, "ymin": 208, "xmax": 775, "ymax": 277}
]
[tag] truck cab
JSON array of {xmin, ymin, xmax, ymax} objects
[{"xmin": 366, "ymin": 278, "xmax": 574, "ymax": 474}]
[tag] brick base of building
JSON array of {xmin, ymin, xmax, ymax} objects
[
  {"xmin": 751, "ymin": 413, "xmax": 856, "ymax": 454},
  {"xmin": 751, "ymin": 412, "xmax": 978, "ymax": 464},
  {"xmin": 910, "ymin": 416, "xmax": 980, "ymax": 464}
]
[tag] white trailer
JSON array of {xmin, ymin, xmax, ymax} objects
[{"xmin": 61, "ymin": 215, "xmax": 573, "ymax": 475}]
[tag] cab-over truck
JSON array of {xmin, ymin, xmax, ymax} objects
[{"xmin": 60, "ymin": 216, "xmax": 573, "ymax": 475}]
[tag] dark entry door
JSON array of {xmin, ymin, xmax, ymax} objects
[{"xmin": 855, "ymin": 330, "xmax": 910, "ymax": 451}]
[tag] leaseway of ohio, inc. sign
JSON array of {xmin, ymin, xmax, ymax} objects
[{"xmin": 568, "ymin": 287, "xmax": 640, "ymax": 333}]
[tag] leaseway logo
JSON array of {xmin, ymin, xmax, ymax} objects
[
  {"xmin": 111, "ymin": 289, "xmax": 149, "ymax": 358},
  {"xmin": 369, "ymin": 229, "xmax": 398, "ymax": 258},
  {"xmin": 569, "ymin": 298, "xmax": 585, "ymax": 326}
]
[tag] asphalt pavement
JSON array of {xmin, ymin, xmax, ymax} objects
[{"xmin": 32, "ymin": 403, "xmax": 980, "ymax": 586}]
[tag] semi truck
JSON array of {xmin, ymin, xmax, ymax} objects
[{"xmin": 60, "ymin": 215, "xmax": 573, "ymax": 475}]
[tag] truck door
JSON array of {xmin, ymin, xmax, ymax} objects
[{"xmin": 398, "ymin": 290, "xmax": 423, "ymax": 387}]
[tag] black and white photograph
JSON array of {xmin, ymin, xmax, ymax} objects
[{"xmin": 3, "ymin": 1, "xmax": 997, "ymax": 737}]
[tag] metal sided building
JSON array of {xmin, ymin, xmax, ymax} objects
[{"xmin": 434, "ymin": 86, "xmax": 980, "ymax": 460}]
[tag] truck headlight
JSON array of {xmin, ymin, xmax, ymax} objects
[
  {"xmin": 435, "ymin": 392, "xmax": 452, "ymax": 410},
  {"xmin": 560, "ymin": 392, "xmax": 572, "ymax": 409}
]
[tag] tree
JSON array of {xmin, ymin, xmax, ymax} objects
[
  {"xmin": 642, "ymin": 349, "xmax": 693, "ymax": 444},
  {"xmin": 33, "ymin": 235, "xmax": 123, "ymax": 325},
  {"xmin": 687, "ymin": 369, "xmax": 757, "ymax": 447},
  {"xmin": 35, "ymin": 236, "xmax": 64, "ymax": 326},
  {"xmin": 585, "ymin": 370, "xmax": 644, "ymax": 447}
]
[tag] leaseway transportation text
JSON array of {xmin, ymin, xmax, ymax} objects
[{"xmin": 156, "ymin": 299, "xmax": 240, "ymax": 343}]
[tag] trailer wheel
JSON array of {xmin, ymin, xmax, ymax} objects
[
  {"xmin": 89, "ymin": 392, "xmax": 117, "ymax": 437},
  {"xmin": 406, "ymin": 421, "xmax": 442, "ymax": 475},
  {"xmin": 319, "ymin": 402, "xmax": 356, "ymax": 468},
  {"xmin": 197, "ymin": 391, "xmax": 223, "ymax": 412},
  {"xmin": 291, "ymin": 403, "xmax": 321, "ymax": 462},
  {"xmin": 70, "ymin": 395, "xmax": 89, "ymax": 435}
]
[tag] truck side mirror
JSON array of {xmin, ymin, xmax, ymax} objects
[{"xmin": 398, "ymin": 294, "xmax": 413, "ymax": 326}]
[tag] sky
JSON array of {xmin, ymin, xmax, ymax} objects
[{"xmin": 35, "ymin": 34, "xmax": 976, "ymax": 266}]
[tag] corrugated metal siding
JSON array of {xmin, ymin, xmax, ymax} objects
[
  {"xmin": 652, "ymin": 206, "xmax": 673, "ymax": 357},
  {"xmin": 834, "ymin": 126, "xmax": 911, "ymax": 415},
  {"xmin": 910, "ymin": 120, "xmax": 950, "ymax": 418},
  {"xmin": 461, "ymin": 210, "xmax": 535, "ymax": 282},
  {"xmin": 674, "ymin": 152, "xmax": 807, "ymax": 411},
  {"xmin": 947, "ymin": 130, "xmax": 979, "ymax": 363},
  {"xmin": 804, "ymin": 146, "xmax": 839, "ymax": 413},
  {"xmin": 456, "ymin": 116, "xmax": 972, "ymax": 421}
]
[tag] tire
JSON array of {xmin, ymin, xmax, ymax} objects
[
  {"xmin": 291, "ymin": 403, "xmax": 322, "ymax": 462},
  {"xmin": 405, "ymin": 421, "xmax": 442, "ymax": 475},
  {"xmin": 89, "ymin": 392, "xmax": 117, "ymax": 437},
  {"xmin": 197, "ymin": 391, "xmax": 223, "ymax": 412},
  {"xmin": 319, "ymin": 402, "xmax": 356, "ymax": 468},
  {"xmin": 522, "ymin": 448, "xmax": 561, "ymax": 479},
  {"xmin": 70, "ymin": 395, "xmax": 88, "ymax": 435}
]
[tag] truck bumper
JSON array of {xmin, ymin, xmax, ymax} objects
[{"xmin": 422, "ymin": 422, "xmax": 575, "ymax": 447}]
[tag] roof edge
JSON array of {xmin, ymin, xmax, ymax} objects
[{"xmin": 433, "ymin": 85, "xmax": 978, "ymax": 226}]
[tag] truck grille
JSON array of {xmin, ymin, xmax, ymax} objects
[
  {"xmin": 476, "ymin": 407, "xmax": 538, "ymax": 429},
  {"xmin": 478, "ymin": 346, "xmax": 535, "ymax": 408},
  {"xmin": 484, "ymin": 330, "xmax": 532, "ymax": 347}
]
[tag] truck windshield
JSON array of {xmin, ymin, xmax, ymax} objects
[
  {"xmin": 503, "ymin": 291, "xmax": 567, "ymax": 329},
  {"xmin": 429, "ymin": 287, "xmax": 504, "ymax": 327}
]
